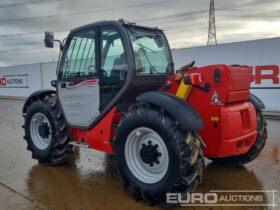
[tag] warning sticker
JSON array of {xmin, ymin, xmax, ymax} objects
[{"xmin": 211, "ymin": 91, "xmax": 222, "ymax": 105}]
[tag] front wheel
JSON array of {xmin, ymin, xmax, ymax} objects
[
  {"xmin": 114, "ymin": 103, "xmax": 204, "ymax": 206},
  {"xmin": 23, "ymin": 95, "xmax": 72, "ymax": 164}
]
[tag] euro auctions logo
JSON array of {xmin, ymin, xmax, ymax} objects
[
  {"xmin": 0, "ymin": 74, "xmax": 28, "ymax": 88},
  {"xmin": 166, "ymin": 190, "xmax": 278, "ymax": 207}
]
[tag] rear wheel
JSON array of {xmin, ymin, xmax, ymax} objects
[
  {"xmin": 210, "ymin": 110, "xmax": 267, "ymax": 166},
  {"xmin": 114, "ymin": 103, "xmax": 204, "ymax": 206},
  {"xmin": 23, "ymin": 95, "xmax": 72, "ymax": 164}
]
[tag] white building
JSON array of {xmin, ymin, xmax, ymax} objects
[
  {"xmin": 0, "ymin": 37, "xmax": 279, "ymax": 111},
  {"xmin": 172, "ymin": 37, "xmax": 280, "ymax": 111}
]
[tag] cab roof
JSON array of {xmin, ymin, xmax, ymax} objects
[{"xmin": 70, "ymin": 19, "xmax": 163, "ymax": 34}]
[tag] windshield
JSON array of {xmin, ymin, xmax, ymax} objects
[{"xmin": 127, "ymin": 26, "xmax": 172, "ymax": 76}]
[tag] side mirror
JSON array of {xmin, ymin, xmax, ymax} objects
[{"xmin": 44, "ymin": 31, "xmax": 54, "ymax": 48}]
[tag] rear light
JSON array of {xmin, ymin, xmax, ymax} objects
[
  {"xmin": 237, "ymin": 140, "xmax": 249, "ymax": 148},
  {"xmin": 183, "ymin": 73, "xmax": 203, "ymax": 85}
]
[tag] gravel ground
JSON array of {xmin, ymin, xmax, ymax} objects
[{"xmin": 0, "ymin": 99, "xmax": 279, "ymax": 210}]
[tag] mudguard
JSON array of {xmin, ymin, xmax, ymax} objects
[
  {"xmin": 136, "ymin": 91, "xmax": 204, "ymax": 131},
  {"xmin": 249, "ymin": 94, "xmax": 265, "ymax": 110},
  {"xmin": 22, "ymin": 89, "xmax": 56, "ymax": 113}
]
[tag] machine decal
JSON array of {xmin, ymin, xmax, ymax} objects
[
  {"xmin": 67, "ymin": 79, "xmax": 98, "ymax": 89},
  {"xmin": 211, "ymin": 90, "xmax": 222, "ymax": 105}
]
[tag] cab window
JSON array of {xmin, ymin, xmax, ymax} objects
[
  {"xmin": 127, "ymin": 27, "xmax": 172, "ymax": 76},
  {"xmin": 101, "ymin": 27, "xmax": 128, "ymax": 77},
  {"xmin": 60, "ymin": 29, "xmax": 96, "ymax": 79}
]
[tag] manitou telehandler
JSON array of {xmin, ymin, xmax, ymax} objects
[{"xmin": 22, "ymin": 20, "xmax": 267, "ymax": 205}]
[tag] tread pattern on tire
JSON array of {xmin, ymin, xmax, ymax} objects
[
  {"xmin": 23, "ymin": 94, "xmax": 71, "ymax": 165},
  {"xmin": 210, "ymin": 110, "xmax": 267, "ymax": 166},
  {"xmin": 115, "ymin": 102, "xmax": 205, "ymax": 206}
]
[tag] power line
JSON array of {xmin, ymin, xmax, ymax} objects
[
  {"xmin": 0, "ymin": 0, "xmax": 62, "ymax": 8},
  {"xmin": 0, "ymin": 0, "xmax": 277, "ymax": 34},
  {"xmin": 1, "ymin": 29, "xmax": 279, "ymax": 55},
  {"xmin": 0, "ymin": 0, "xmax": 276, "ymax": 24},
  {"xmin": 0, "ymin": 29, "xmax": 68, "ymax": 38},
  {"xmin": 217, "ymin": 10, "xmax": 280, "ymax": 18},
  {"xmin": 0, "ymin": 8, "xmax": 279, "ymax": 41},
  {"xmin": 0, "ymin": 10, "xmax": 277, "ymax": 39},
  {"xmin": 0, "ymin": 0, "xmax": 173, "ymax": 24},
  {"xmin": 0, "ymin": 0, "xmax": 278, "ymax": 41},
  {"xmin": 1, "ymin": 18, "xmax": 277, "ymax": 51}
]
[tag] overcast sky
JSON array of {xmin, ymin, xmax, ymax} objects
[{"xmin": 0, "ymin": 0, "xmax": 279, "ymax": 66}]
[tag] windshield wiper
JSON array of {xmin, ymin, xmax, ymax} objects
[
  {"xmin": 150, "ymin": 65, "xmax": 160, "ymax": 74},
  {"xmin": 136, "ymin": 43, "xmax": 156, "ymax": 53},
  {"xmin": 141, "ymin": 51, "xmax": 159, "ymax": 74}
]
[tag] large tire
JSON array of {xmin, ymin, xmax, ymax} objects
[
  {"xmin": 114, "ymin": 102, "xmax": 204, "ymax": 206},
  {"xmin": 23, "ymin": 95, "xmax": 71, "ymax": 164},
  {"xmin": 210, "ymin": 110, "xmax": 267, "ymax": 166}
]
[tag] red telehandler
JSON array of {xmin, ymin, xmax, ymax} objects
[{"xmin": 22, "ymin": 20, "xmax": 267, "ymax": 206}]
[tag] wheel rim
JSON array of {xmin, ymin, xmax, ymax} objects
[
  {"xmin": 124, "ymin": 127, "xmax": 169, "ymax": 184},
  {"xmin": 30, "ymin": 113, "xmax": 52, "ymax": 150}
]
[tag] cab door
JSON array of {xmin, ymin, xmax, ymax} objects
[
  {"xmin": 57, "ymin": 28, "xmax": 100, "ymax": 128},
  {"xmin": 99, "ymin": 25, "xmax": 128, "ymax": 110}
]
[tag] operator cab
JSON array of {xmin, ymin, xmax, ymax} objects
[{"xmin": 47, "ymin": 20, "xmax": 174, "ymax": 129}]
